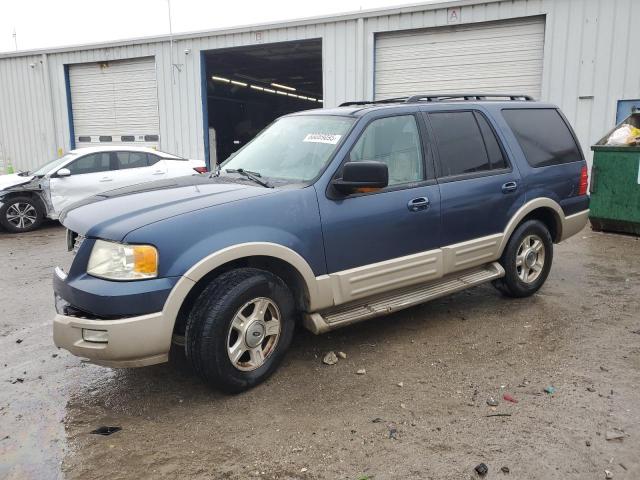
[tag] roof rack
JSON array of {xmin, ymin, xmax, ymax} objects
[
  {"xmin": 339, "ymin": 97, "xmax": 408, "ymax": 107},
  {"xmin": 338, "ymin": 93, "xmax": 533, "ymax": 107},
  {"xmin": 405, "ymin": 93, "xmax": 534, "ymax": 102}
]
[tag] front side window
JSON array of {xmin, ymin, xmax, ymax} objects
[
  {"xmin": 67, "ymin": 153, "xmax": 111, "ymax": 175},
  {"xmin": 349, "ymin": 115, "xmax": 424, "ymax": 186},
  {"xmin": 502, "ymin": 108, "xmax": 582, "ymax": 167},
  {"xmin": 222, "ymin": 115, "xmax": 355, "ymax": 182}
]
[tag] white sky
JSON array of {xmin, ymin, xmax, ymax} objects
[{"xmin": 0, "ymin": 0, "xmax": 449, "ymax": 53}]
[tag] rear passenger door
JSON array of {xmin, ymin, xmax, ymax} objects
[
  {"xmin": 111, "ymin": 151, "xmax": 168, "ymax": 188},
  {"xmin": 426, "ymin": 110, "xmax": 524, "ymax": 269}
]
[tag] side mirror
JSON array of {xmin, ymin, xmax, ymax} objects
[
  {"xmin": 56, "ymin": 168, "xmax": 71, "ymax": 178},
  {"xmin": 332, "ymin": 161, "xmax": 388, "ymax": 195}
]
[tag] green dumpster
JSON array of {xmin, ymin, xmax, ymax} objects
[{"xmin": 589, "ymin": 112, "xmax": 640, "ymax": 236}]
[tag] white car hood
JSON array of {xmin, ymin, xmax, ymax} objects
[{"xmin": 0, "ymin": 173, "xmax": 34, "ymax": 191}]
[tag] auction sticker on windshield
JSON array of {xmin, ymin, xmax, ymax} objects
[{"xmin": 303, "ymin": 133, "xmax": 342, "ymax": 144}]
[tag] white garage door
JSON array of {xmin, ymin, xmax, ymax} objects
[
  {"xmin": 375, "ymin": 17, "xmax": 545, "ymax": 101},
  {"xmin": 69, "ymin": 57, "xmax": 160, "ymax": 149}
]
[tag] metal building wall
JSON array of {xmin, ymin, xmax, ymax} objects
[{"xmin": 0, "ymin": 0, "xmax": 638, "ymax": 172}]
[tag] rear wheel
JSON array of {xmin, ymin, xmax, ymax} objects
[
  {"xmin": 185, "ymin": 268, "xmax": 295, "ymax": 393},
  {"xmin": 0, "ymin": 196, "xmax": 44, "ymax": 233},
  {"xmin": 493, "ymin": 219, "xmax": 553, "ymax": 298}
]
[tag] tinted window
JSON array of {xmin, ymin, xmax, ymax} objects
[
  {"xmin": 475, "ymin": 112, "xmax": 507, "ymax": 169},
  {"xmin": 350, "ymin": 115, "xmax": 424, "ymax": 186},
  {"xmin": 116, "ymin": 152, "xmax": 150, "ymax": 169},
  {"xmin": 502, "ymin": 109, "xmax": 582, "ymax": 167},
  {"xmin": 67, "ymin": 153, "xmax": 111, "ymax": 175},
  {"xmin": 430, "ymin": 111, "xmax": 490, "ymax": 177}
]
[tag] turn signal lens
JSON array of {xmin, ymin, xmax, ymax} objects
[
  {"xmin": 87, "ymin": 240, "xmax": 158, "ymax": 280},
  {"xmin": 578, "ymin": 166, "xmax": 589, "ymax": 195},
  {"xmin": 193, "ymin": 166, "xmax": 208, "ymax": 173}
]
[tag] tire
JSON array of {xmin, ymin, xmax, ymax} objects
[
  {"xmin": 493, "ymin": 219, "xmax": 553, "ymax": 298},
  {"xmin": 185, "ymin": 268, "xmax": 295, "ymax": 393},
  {"xmin": 0, "ymin": 196, "xmax": 44, "ymax": 233}
]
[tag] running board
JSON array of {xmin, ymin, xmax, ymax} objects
[{"xmin": 303, "ymin": 262, "xmax": 504, "ymax": 334}]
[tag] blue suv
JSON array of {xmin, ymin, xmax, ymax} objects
[{"xmin": 53, "ymin": 94, "xmax": 590, "ymax": 392}]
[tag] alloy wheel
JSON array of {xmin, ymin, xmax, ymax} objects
[
  {"xmin": 6, "ymin": 202, "xmax": 37, "ymax": 230},
  {"xmin": 516, "ymin": 234, "xmax": 545, "ymax": 283},
  {"xmin": 226, "ymin": 297, "xmax": 281, "ymax": 371}
]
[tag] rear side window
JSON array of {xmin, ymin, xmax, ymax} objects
[
  {"xmin": 429, "ymin": 111, "xmax": 507, "ymax": 177},
  {"xmin": 116, "ymin": 152, "xmax": 150, "ymax": 169},
  {"xmin": 502, "ymin": 109, "xmax": 582, "ymax": 167}
]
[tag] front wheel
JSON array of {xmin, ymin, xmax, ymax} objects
[
  {"xmin": 493, "ymin": 219, "xmax": 553, "ymax": 298},
  {"xmin": 0, "ymin": 196, "xmax": 44, "ymax": 233},
  {"xmin": 185, "ymin": 268, "xmax": 295, "ymax": 393}
]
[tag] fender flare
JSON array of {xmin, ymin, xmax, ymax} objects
[
  {"xmin": 498, "ymin": 198, "xmax": 564, "ymax": 255},
  {"xmin": 161, "ymin": 243, "xmax": 333, "ymax": 327}
]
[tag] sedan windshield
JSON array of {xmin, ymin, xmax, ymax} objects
[
  {"xmin": 221, "ymin": 115, "xmax": 354, "ymax": 182},
  {"xmin": 31, "ymin": 153, "xmax": 78, "ymax": 176}
]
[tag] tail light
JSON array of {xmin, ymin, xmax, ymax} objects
[
  {"xmin": 578, "ymin": 165, "xmax": 588, "ymax": 195},
  {"xmin": 193, "ymin": 166, "xmax": 208, "ymax": 174}
]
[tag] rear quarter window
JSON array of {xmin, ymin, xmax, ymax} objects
[{"xmin": 502, "ymin": 108, "xmax": 583, "ymax": 167}]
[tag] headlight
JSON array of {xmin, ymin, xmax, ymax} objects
[{"xmin": 87, "ymin": 240, "xmax": 158, "ymax": 280}]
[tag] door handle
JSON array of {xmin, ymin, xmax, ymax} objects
[
  {"xmin": 407, "ymin": 197, "xmax": 430, "ymax": 212},
  {"xmin": 99, "ymin": 177, "xmax": 113, "ymax": 182},
  {"xmin": 501, "ymin": 181, "xmax": 518, "ymax": 193},
  {"xmin": 152, "ymin": 170, "xmax": 165, "ymax": 175}
]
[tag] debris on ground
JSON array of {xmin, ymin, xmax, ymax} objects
[
  {"xmin": 1, "ymin": 435, "xmax": 9, "ymax": 442},
  {"xmin": 336, "ymin": 351, "xmax": 347, "ymax": 359},
  {"xmin": 15, "ymin": 339, "xmax": 23, "ymax": 344},
  {"xmin": 587, "ymin": 386, "xmax": 596, "ymax": 392},
  {"xmin": 372, "ymin": 417, "xmax": 383, "ymax": 423},
  {"xmin": 486, "ymin": 413, "xmax": 512, "ymax": 418},
  {"xmin": 11, "ymin": 378, "xmax": 24, "ymax": 384},
  {"xmin": 90, "ymin": 426, "xmax": 122, "ymax": 436},
  {"xmin": 503, "ymin": 393, "xmax": 518, "ymax": 403},
  {"xmin": 474, "ymin": 463, "xmax": 488, "ymax": 476},
  {"xmin": 356, "ymin": 369, "xmax": 366, "ymax": 375},
  {"xmin": 387, "ymin": 423, "xmax": 398, "ymax": 439},
  {"xmin": 600, "ymin": 366, "xmax": 609, "ymax": 372},
  {"xmin": 300, "ymin": 467, "xmax": 308, "ymax": 473},
  {"xmin": 544, "ymin": 386, "xmax": 556, "ymax": 394},
  {"xmin": 501, "ymin": 466, "xmax": 510, "ymax": 474},
  {"xmin": 397, "ymin": 382, "xmax": 403, "ymax": 387},
  {"xmin": 487, "ymin": 396, "xmax": 499, "ymax": 406},
  {"xmin": 51, "ymin": 354, "xmax": 58, "ymax": 358},
  {"xmin": 605, "ymin": 469, "xmax": 613, "ymax": 479},
  {"xmin": 605, "ymin": 429, "xmax": 626, "ymax": 441},
  {"xmin": 586, "ymin": 440, "xmax": 591, "ymax": 446},
  {"xmin": 322, "ymin": 351, "xmax": 338, "ymax": 365}
]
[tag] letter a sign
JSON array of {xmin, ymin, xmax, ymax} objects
[{"xmin": 447, "ymin": 7, "xmax": 461, "ymax": 24}]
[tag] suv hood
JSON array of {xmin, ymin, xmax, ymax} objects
[
  {"xmin": 61, "ymin": 175, "xmax": 276, "ymax": 241},
  {"xmin": 0, "ymin": 173, "xmax": 34, "ymax": 191}
]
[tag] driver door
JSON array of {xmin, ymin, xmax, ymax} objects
[
  {"xmin": 316, "ymin": 113, "xmax": 441, "ymax": 302},
  {"xmin": 49, "ymin": 152, "xmax": 116, "ymax": 213}
]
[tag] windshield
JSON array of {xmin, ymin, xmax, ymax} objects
[
  {"xmin": 31, "ymin": 153, "xmax": 77, "ymax": 176},
  {"xmin": 221, "ymin": 115, "xmax": 355, "ymax": 182}
]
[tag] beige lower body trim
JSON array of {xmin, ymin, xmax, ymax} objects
[
  {"xmin": 560, "ymin": 209, "xmax": 589, "ymax": 241},
  {"xmin": 53, "ymin": 312, "xmax": 172, "ymax": 367}
]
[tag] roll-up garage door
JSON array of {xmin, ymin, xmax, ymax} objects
[
  {"xmin": 68, "ymin": 57, "xmax": 160, "ymax": 149},
  {"xmin": 375, "ymin": 17, "xmax": 545, "ymax": 100}
]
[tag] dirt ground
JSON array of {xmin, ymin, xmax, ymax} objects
[{"xmin": 0, "ymin": 223, "xmax": 638, "ymax": 480}]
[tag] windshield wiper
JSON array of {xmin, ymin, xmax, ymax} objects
[{"xmin": 225, "ymin": 168, "xmax": 272, "ymax": 188}]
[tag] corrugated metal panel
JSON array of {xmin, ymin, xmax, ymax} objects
[
  {"xmin": 68, "ymin": 57, "xmax": 160, "ymax": 148},
  {"xmin": 374, "ymin": 17, "xmax": 545, "ymax": 100},
  {"xmin": 1, "ymin": 0, "xmax": 639, "ymax": 173}
]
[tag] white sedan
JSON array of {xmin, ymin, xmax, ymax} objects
[{"xmin": 0, "ymin": 146, "xmax": 207, "ymax": 233}]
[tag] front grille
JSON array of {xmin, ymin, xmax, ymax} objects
[{"xmin": 66, "ymin": 229, "xmax": 85, "ymax": 255}]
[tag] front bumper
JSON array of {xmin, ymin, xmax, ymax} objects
[{"xmin": 53, "ymin": 310, "xmax": 173, "ymax": 367}]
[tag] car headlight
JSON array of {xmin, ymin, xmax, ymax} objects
[{"xmin": 87, "ymin": 240, "xmax": 158, "ymax": 280}]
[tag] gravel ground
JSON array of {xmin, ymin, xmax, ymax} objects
[{"xmin": 0, "ymin": 223, "xmax": 638, "ymax": 480}]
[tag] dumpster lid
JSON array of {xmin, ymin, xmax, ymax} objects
[{"xmin": 592, "ymin": 111, "xmax": 640, "ymax": 151}]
